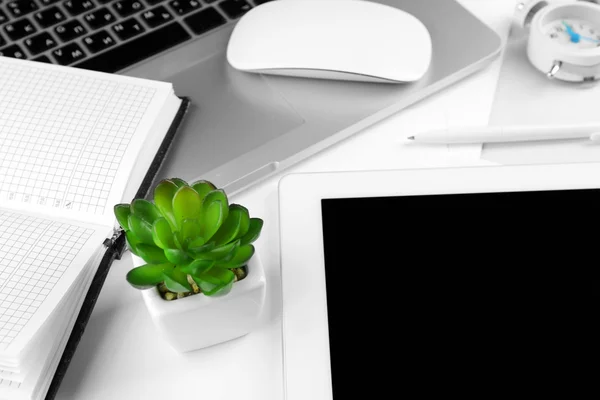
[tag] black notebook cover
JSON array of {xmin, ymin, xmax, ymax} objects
[{"xmin": 44, "ymin": 96, "xmax": 191, "ymax": 400}]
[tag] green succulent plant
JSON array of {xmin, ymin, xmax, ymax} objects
[{"xmin": 114, "ymin": 178, "xmax": 263, "ymax": 298}]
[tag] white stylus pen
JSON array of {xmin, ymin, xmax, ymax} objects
[{"xmin": 407, "ymin": 124, "xmax": 600, "ymax": 144}]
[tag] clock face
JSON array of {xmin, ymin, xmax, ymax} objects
[{"xmin": 545, "ymin": 18, "xmax": 600, "ymax": 49}]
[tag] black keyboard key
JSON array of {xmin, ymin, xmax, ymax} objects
[
  {"xmin": 33, "ymin": 55, "xmax": 52, "ymax": 63},
  {"xmin": 183, "ymin": 7, "xmax": 225, "ymax": 35},
  {"xmin": 3, "ymin": 18, "xmax": 37, "ymax": 41},
  {"xmin": 113, "ymin": 0, "xmax": 145, "ymax": 17},
  {"xmin": 204, "ymin": 0, "xmax": 219, "ymax": 3},
  {"xmin": 0, "ymin": 34, "xmax": 5, "ymax": 47},
  {"xmin": 97, "ymin": 0, "xmax": 115, "ymax": 3},
  {"xmin": 253, "ymin": 0, "xmax": 273, "ymax": 4},
  {"xmin": 34, "ymin": 6, "xmax": 66, "ymax": 28},
  {"xmin": 168, "ymin": 0, "xmax": 201, "ymax": 15},
  {"xmin": 144, "ymin": 0, "xmax": 164, "ymax": 5},
  {"xmin": 74, "ymin": 22, "xmax": 190, "ymax": 72},
  {"xmin": 0, "ymin": 9, "xmax": 7, "ymax": 24},
  {"xmin": 140, "ymin": 5, "xmax": 172, "ymax": 28},
  {"xmin": 82, "ymin": 30, "xmax": 116, "ymax": 53},
  {"xmin": 6, "ymin": 1, "xmax": 39, "ymax": 18},
  {"xmin": 63, "ymin": 0, "xmax": 96, "ymax": 16},
  {"xmin": 0, "ymin": 44, "xmax": 27, "ymax": 59},
  {"xmin": 54, "ymin": 20, "xmax": 87, "ymax": 42},
  {"xmin": 219, "ymin": 0, "xmax": 251, "ymax": 19},
  {"xmin": 52, "ymin": 42, "xmax": 86, "ymax": 64},
  {"xmin": 24, "ymin": 32, "xmax": 58, "ymax": 55},
  {"xmin": 111, "ymin": 17, "xmax": 145, "ymax": 40},
  {"xmin": 83, "ymin": 7, "xmax": 116, "ymax": 29},
  {"xmin": 39, "ymin": 0, "xmax": 62, "ymax": 5}
]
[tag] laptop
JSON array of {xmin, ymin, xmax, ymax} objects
[{"xmin": 0, "ymin": 0, "xmax": 502, "ymax": 195}]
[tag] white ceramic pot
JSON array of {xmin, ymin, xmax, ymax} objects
[{"xmin": 133, "ymin": 252, "xmax": 266, "ymax": 353}]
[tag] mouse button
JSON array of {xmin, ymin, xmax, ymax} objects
[{"xmin": 381, "ymin": 22, "xmax": 432, "ymax": 82}]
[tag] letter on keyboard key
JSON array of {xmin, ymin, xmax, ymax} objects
[
  {"xmin": 83, "ymin": 8, "xmax": 116, "ymax": 30},
  {"xmin": 64, "ymin": 0, "xmax": 96, "ymax": 16},
  {"xmin": 0, "ymin": 44, "xmax": 27, "ymax": 59},
  {"xmin": 141, "ymin": 6, "xmax": 173, "ymax": 28},
  {"xmin": 219, "ymin": 0, "xmax": 252, "ymax": 19},
  {"xmin": 113, "ymin": 0, "xmax": 145, "ymax": 17},
  {"xmin": 54, "ymin": 20, "xmax": 88, "ymax": 42},
  {"xmin": 24, "ymin": 32, "xmax": 58, "ymax": 55},
  {"xmin": 169, "ymin": 0, "xmax": 202, "ymax": 16},
  {"xmin": 34, "ymin": 6, "xmax": 66, "ymax": 28},
  {"xmin": 3, "ymin": 18, "xmax": 37, "ymax": 41},
  {"xmin": 73, "ymin": 22, "xmax": 191, "ymax": 73},
  {"xmin": 52, "ymin": 42, "xmax": 87, "ymax": 65},
  {"xmin": 7, "ymin": 1, "xmax": 39, "ymax": 18},
  {"xmin": 111, "ymin": 18, "xmax": 145, "ymax": 40},
  {"xmin": 82, "ymin": 30, "xmax": 116, "ymax": 53}
]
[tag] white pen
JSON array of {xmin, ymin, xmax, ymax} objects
[{"xmin": 407, "ymin": 124, "xmax": 600, "ymax": 144}]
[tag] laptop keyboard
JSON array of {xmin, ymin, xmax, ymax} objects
[{"xmin": 0, "ymin": 0, "xmax": 273, "ymax": 73}]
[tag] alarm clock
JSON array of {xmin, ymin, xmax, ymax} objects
[{"xmin": 515, "ymin": 0, "xmax": 600, "ymax": 82}]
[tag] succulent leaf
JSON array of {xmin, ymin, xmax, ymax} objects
[
  {"xmin": 187, "ymin": 241, "xmax": 216, "ymax": 258},
  {"xmin": 198, "ymin": 239, "xmax": 240, "ymax": 261},
  {"xmin": 211, "ymin": 204, "xmax": 250, "ymax": 246},
  {"xmin": 172, "ymin": 186, "xmax": 202, "ymax": 229},
  {"xmin": 164, "ymin": 248, "xmax": 191, "ymax": 264},
  {"xmin": 180, "ymin": 258, "xmax": 214, "ymax": 275},
  {"xmin": 152, "ymin": 218, "xmax": 176, "ymax": 249},
  {"xmin": 198, "ymin": 189, "xmax": 229, "ymax": 241},
  {"xmin": 239, "ymin": 218, "xmax": 264, "ymax": 246},
  {"xmin": 192, "ymin": 268, "xmax": 234, "ymax": 297},
  {"xmin": 188, "ymin": 236, "xmax": 206, "ymax": 248},
  {"xmin": 127, "ymin": 213, "xmax": 154, "ymax": 245},
  {"xmin": 136, "ymin": 243, "xmax": 169, "ymax": 264},
  {"xmin": 131, "ymin": 199, "xmax": 162, "ymax": 225},
  {"xmin": 180, "ymin": 218, "xmax": 202, "ymax": 245},
  {"xmin": 153, "ymin": 179, "xmax": 180, "ymax": 229},
  {"xmin": 173, "ymin": 233, "xmax": 184, "ymax": 250},
  {"xmin": 114, "ymin": 204, "xmax": 131, "ymax": 231},
  {"xmin": 125, "ymin": 230, "xmax": 141, "ymax": 256},
  {"xmin": 236, "ymin": 205, "xmax": 251, "ymax": 239},
  {"xmin": 215, "ymin": 244, "xmax": 255, "ymax": 269},
  {"xmin": 191, "ymin": 180, "xmax": 216, "ymax": 203},
  {"xmin": 126, "ymin": 263, "xmax": 171, "ymax": 289},
  {"xmin": 170, "ymin": 178, "xmax": 188, "ymax": 188},
  {"xmin": 162, "ymin": 267, "xmax": 192, "ymax": 293}
]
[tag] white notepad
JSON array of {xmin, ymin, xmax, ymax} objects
[{"xmin": 0, "ymin": 57, "xmax": 186, "ymax": 400}]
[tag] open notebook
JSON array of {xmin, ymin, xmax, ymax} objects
[{"xmin": 0, "ymin": 57, "xmax": 189, "ymax": 400}]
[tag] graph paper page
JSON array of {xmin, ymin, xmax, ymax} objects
[
  {"xmin": 0, "ymin": 247, "xmax": 97, "ymax": 400},
  {"xmin": 0, "ymin": 57, "xmax": 175, "ymax": 226},
  {"xmin": 0, "ymin": 259, "xmax": 86, "ymax": 382},
  {"xmin": 0, "ymin": 208, "xmax": 110, "ymax": 359}
]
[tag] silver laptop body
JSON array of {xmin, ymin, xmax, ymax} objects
[{"xmin": 122, "ymin": 0, "xmax": 503, "ymax": 195}]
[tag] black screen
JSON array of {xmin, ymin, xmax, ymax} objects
[{"xmin": 321, "ymin": 189, "xmax": 598, "ymax": 396}]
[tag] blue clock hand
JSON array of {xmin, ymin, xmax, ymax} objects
[{"xmin": 562, "ymin": 21, "xmax": 581, "ymax": 42}]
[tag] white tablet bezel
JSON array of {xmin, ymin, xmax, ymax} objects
[{"xmin": 278, "ymin": 162, "xmax": 600, "ymax": 400}]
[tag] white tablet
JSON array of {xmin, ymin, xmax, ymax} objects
[{"xmin": 278, "ymin": 162, "xmax": 600, "ymax": 399}]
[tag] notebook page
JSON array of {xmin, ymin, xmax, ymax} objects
[
  {"xmin": 0, "ymin": 250, "xmax": 97, "ymax": 400},
  {"xmin": 0, "ymin": 57, "xmax": 175, "ymax": 227},
  {"xmin": 0, "ymin": 254, "xmax": 86, "ymax": 382},
  {"xmin": 0, "ymin": 208, "xmax": 110, "ymax": 360}
]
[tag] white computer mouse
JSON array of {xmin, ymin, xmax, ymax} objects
[{"xmin": 226, "ymin": 0, "xmax": 432, "ymax": 84}]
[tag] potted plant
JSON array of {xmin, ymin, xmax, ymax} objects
[{"xmin": 113, "ymin": 178, "xmax": 266, "ymax": 352}]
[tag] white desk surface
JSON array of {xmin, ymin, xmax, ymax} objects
[{"xmin": 54, "ymin": 1, "xmax": 599, "ymax": 399}]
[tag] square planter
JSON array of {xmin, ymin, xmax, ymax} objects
[{"xmin": 133, "ymin": 252, "xmax": 267, "ymax": 353}]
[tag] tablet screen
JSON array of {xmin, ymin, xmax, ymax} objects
[{"xmin": 321, "ymin": 189, "xmax": 596, "ymax": 396}]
